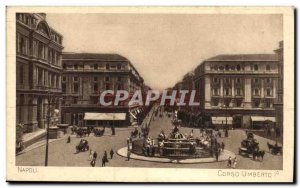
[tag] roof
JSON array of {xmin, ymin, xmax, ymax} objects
[
  {"xmin": 206, "ymin": 54, "xmax": 278, "ymax": 62},
  {"xmin": 62, "ymin": 53, "xmax": 129, "ymax": 61}
]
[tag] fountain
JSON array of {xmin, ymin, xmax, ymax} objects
[{"xmin": 131, "ymin": 124, "xmax": 212, "ymax": 159}]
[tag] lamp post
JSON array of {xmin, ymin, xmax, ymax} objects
[
  {"xmin": 45, "ymin": 90, "xmax": 51, "ymax": 166},
  {"xmin": 222, "ymin": 102, "xmax": 229, "ymax": 137}
]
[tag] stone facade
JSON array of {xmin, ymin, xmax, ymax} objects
[
  {"xmin": 274, "ymin": 41, "xmax": 284, "ymax": 129},
  {"xmin": 16, "ymin": 13, "xmax": 64, "ymax": 132},
  {"xmin": 61, "ymin": 53, "xmax": 144, "ymax": 127},
  {"xmin": 194, "ymin": 53, "xmax": 280, "ymax": 128}
]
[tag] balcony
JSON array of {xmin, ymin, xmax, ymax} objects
[{"xmin": 205, "ymin": 70, "xmax": 278, "ymax": 75}]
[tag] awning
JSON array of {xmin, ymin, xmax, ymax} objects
[
  {"xmin": 251, "ymin": 116, "xmax": 276, "ymax": 122},
  {"xmin": 84, "ymin": 113, "xmax": 126, "ymax": 120},
  {"xmin": 212, "ymin": 117, "xmax": 233, "ymax": 125}
]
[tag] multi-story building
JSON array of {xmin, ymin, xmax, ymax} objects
[
  {"xmin": 61, "ymin": 53, "xmax": 144, "ymax": 127},
  {"xmin": 274, "ymin": 41, "xmax": 284, "ymax": 129},
  {"xmin": 16, "ymin": 13, "xmax": 64, "ymax": 133},
  {"xmin": 194, "ymin": 53, "xmax": 279, "ymax": 128}
]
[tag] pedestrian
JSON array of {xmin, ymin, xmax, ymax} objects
[
  {"xmin": 146, "ymin": 145, "xmax": 150, "ymax": 156},
  {"xmin": 93, "ymin": 151, "xmax": 98, "ymax": 161},
  {"xmin": 227, "ymin": 156, "xmax": 232, "ymax": 168},
  {"xmin": 151, "ymin": 146, "xmax": 155, "ymax": 156},
  {"xmin": 232, "ymin": 157, "xmax": 237, "ymax": 169},
  {"xmin": 127, "ymin": 137, "xmax": 130, "ymax": 150},
  {"xmin": 67, "ymin": 136, "xmax": 71, "ymax": 143},
  {"xmin": 90, "ymin": 159, "xmax": 96, "ymax": 167},
  {"xmin": 110, "ymin": 149, "xmax": 114, "ymax": 159},
  {"xmin": 221, "ymin": 142, "xmax": 225, "ymax": 152},
  {"xmin": 127, "ymin": 149, "xmax": 131, "ymax": 161},
  {"xmin": 102, "ymin": 155, "xmax": 106, "ymax": 167},
  {"xmin": 89, "ymin": 149, "xmax": 94, "ymax": 161},
  {"xmin": 215, "ymin": 151, "xmax": 219, "ymax": 161}
]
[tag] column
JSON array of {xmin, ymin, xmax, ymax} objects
[
  {"xmin": 220, "ymin": 78, "xmax": 223, "ymax": 97},
  {"xmin": 232, "ymin": 79, "xmax": 235, "ymax": 97},
  {"xmin": 273, "ymin": 79, "xmax": 277, "ymax": 98},
  {"xmin": 261, "ymin": 79, "xmax": 264, "ymax": 98},
  {"xmin": 244, "ymin": 78, "xmax": 252, "ymax": 108},
  {"xmin": 204, "ymin": 76, "xmax": 211, "ymax": 108},
  {"xmin": 42, "ymin": 69, "xmax": 45, "ymax": 86}
]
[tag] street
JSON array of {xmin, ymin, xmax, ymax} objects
[{"xmin": 16, "ymin": 112, "xmax": 282, "ymax": 170}]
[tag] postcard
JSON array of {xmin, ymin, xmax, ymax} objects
[{"xmin": 6, "ymin": 6, "xmax": 294, "ymax": 182}]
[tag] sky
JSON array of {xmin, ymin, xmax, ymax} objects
[{"xmin": 46, "ymin": 13, "xmax": 283, "ymax": 90}]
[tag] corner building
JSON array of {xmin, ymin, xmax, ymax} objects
[
  {"xmin": 61, "ymin": 53, "xmax": 144, "ymax": 127},
  {"xmin": 16, "ymin": 13, "xmax": 64, "ymax": 132},
  {"xmin": 194, "ymin": 54, "xmax": 279, "ymax": 128}
]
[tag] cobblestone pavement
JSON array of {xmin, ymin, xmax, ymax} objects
[{"xmin": 16, "ymin": 111, "xmax": 282, "ymax": 170}]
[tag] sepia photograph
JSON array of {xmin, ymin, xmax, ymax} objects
[{"xmin": 6, "ymin": 6, "xmax": 294, "ymax": 182}]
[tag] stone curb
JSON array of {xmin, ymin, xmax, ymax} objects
[{"xmin": 117, "ymin": 147, "xmax": 236, "ymax": 164}]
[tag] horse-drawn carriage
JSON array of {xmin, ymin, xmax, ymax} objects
[
  {"xmin": 76, "ymin": 139, "xmax": 89, "ymax": 153},
  {"xmin": 267, "ymin": 142, "xmax": 282, "ymax": 155},
  {"xmin": 238, "ymin": 132, "xmax": 259, "ymax": 157},
  {"xmin": 93, "ymin": 127, "xmax": 105, "ymax": 137},
  {"xmin": 73, "ymin": 126, "xmax": 91, "ymax": 137}
]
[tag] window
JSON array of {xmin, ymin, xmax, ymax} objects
[
  {"xmin": 213, "ymin": 78, "xmax": 218, "ymax": 83},
  {"xmin": 214, "ymin": 65, "xmax": 218, "ymax": 70},
  {"xmin": 38, "ymin": 42, "xmax": 43, "ymax": 59},
  {"xmin": 254, "ymin": 88, "xmax": 260, "ymax": 96},
  {"xmin": 213, "ymin": 88, "xmax": 218, "ymax": 96},
  {"xmin": 117, "ymin": 85, "xmax": 122, "ymax": 90},
  {"xmin": 236, "ymin": 64, "xmax": 241, "ymax": 71},
  {"xmin": 117, "ymin": 77, "xmax": 122, "ymax": 82},
  {"xmin": 225, "ymin": 64, "xmax": 229, "ymax": 71},
  {"xmin": 266, "ymin": 100, "xmax": 271, "ymax": 108},
  {"xmin": 94, "ymin": 64, "xmax": 98, "ymax": 70},
  {"xmin": 224, "ymin": 88, "xmax": 230, "ymax": 96},
  {"xmin": 254, "ymin": 101, "xmax": 260, "ymax": 108},
  {"xmin": 19, "ymin": 37, "xmax": 25, "ymax": 54},
  {"xmin": 73, "ymin": 97, "xmax": 78, "ymax": 104},
  {"xmin": 73, "ymin": 83, "xmax": 79, "ymax": 93},
  {"xmin": 225, "ymin": 78, "xmax": 230, "ymax": 84},
  {"xmin": 105, "ymin": 77, "xmax": 110, "ymax": 82},
  {"xmin": 254, "ymin": 64, "xmax": 258, "ymax": 71},
  {"xmin": 63, "ymin": 64, "xmax": 66, "ymax": 69},
  {"xmin": 266, "ymin": 78, "xmax": 271, "ymax": 84},
  {"xmin": 73, "ymin": 77, "xmax": 78, "ymax": 82},
  {"xmin": 19, "ymin": 65, "xmax": 24, "ymax": 84},
  {"xmin": 117, "ymin": 64, "xmax": 121, "ymax": 70},
  {"xmin": 62, "ymin": 83, "xmax": 66, "ymax": 93},
  {"xmin": 94, "ymin": 77, "xmax": 98, "ymax": 82},
  {"xmin": 105, "ymin": 84, "xmax": 110, "ymax": 90},
  {"xmin": 236, "ymin": 78, "xmax": 241, "ymax": 84},
  {"xmin": 236, "ymin": 88, "xmax": 242, "ymax": 96},
  {"xmin": 62, "ymin": 76, "xmax": 66, "ymax": 82},
  {"xmin": 106, "ymin": 64, "xmax": 110, "ymax": 70},
  {"xmin": 266, "ymin": 64, "xmax": 270, "ymax": 71},
  {"xmin": 74, "ymin": 64, "xmax": 78, "ymax": 70},
  {"xmin": 254, "ymin": 78, "xmax": 259, "ymax": 84},
  {"xmin": 93, "ymin": 83, "xmax": 98, "ymax": 93},
  {"xmin": 266, "ymin": 88, "xmax": 272, "ymax": 96}
]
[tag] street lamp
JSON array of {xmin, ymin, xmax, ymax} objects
[
  {"xmin": 45, "ymin": 90, "xmax": 51, "ymax": 166},
  {"xmin": 45, "ymin": 88, "xmax": 60, "ymax": 166},
  {"xmin": 222, "ymin": 103, "xmax": 229, "ymax": 137}
]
